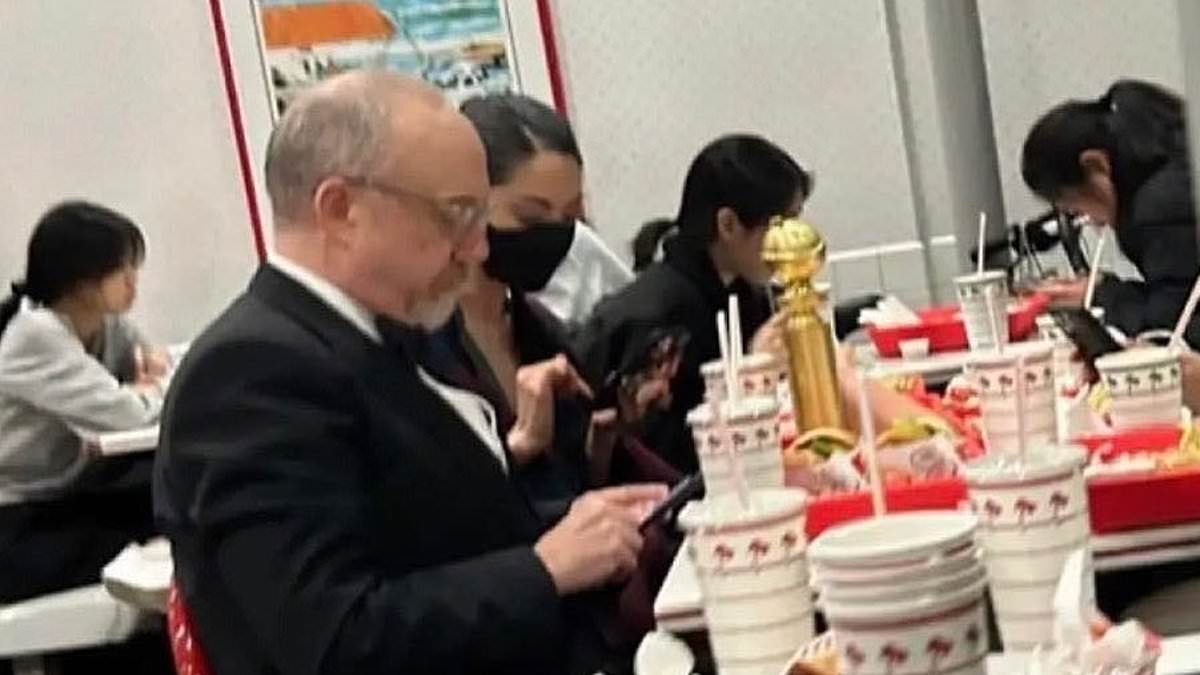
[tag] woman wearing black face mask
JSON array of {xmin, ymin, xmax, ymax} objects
[{"xmin": 422, "ymin": 95, "xmax": 671, "ymax": 525}]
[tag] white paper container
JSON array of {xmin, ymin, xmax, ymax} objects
[
  {"xmin": 822, "ymin": 577, "xmax": 989, "ymax": 675},
  {"xmin": 964, "ymin": 446, "xmax": 1093, "ymax": 652},
  {"xmin": 966, "ymin": 341, "xmax": 1056, "ymax": 456},
  {"xmin": 701, "ymin": 353, "xmax": 790, "ymax": 402},
  {"xmin": 819, "ymin": 560, "xmax": 987, "ymax": 605},
  {"xmin": 679, "ymin": 490, "xmax": 814, "ymax": 675},
  {"xmin": 811, "ymin": 540, "xmax": 980, "ymax": 588},
  {"xmin": 955, "ymin": 270, "xmax": 1009, "ymax": 351},
  {"xmin": 809, "ymin": 511, "xmax": 978, "ymax": 570},
  {"xmin": 1095, "ymin": 347, "xmax": 1182, "ymax": 429},
  {"xmin": 688, "ymin": 396, "xmax": 785, "ymax": 496}
]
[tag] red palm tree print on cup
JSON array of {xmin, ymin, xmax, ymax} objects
[
  {"xmin": 780, "ymin": 530, "xmax": 799, "ymax": 555},
  {"xmin": 1049, "ymin": 491, "xmax": 1070, "ymax": 523},
  {"xmin": 1014, "ymin": 497, "xmax": 1037, "ymax": 528},
  {"xmin": 731, "ymin": 430, "xmax": 748, "ymax": 451},
  {"xmin": 926, "ymin": 636, "xmax": 953, "ymax": 673},
  {"xmin": 998, "ymin": 373, "xmax": 1015, "ymax": 396},
  {"xmin": 747, "ymin": 538, "xmax": 770, "ymax": 567},
  {"xmin": 844, "ymin": 643, "xmax": 866, "ymax": 670},
  {"xmin": 880, "ymin": 643, "xmax": 909, "ymax": 675},
  {"xmin": 965, "ymin": 624, "xmax": 981, "ymax": 650},
  {"xmin": 983, "ymin": 499, "xmax": 1003, "ymax": 523},
  {"xmin": 713, "ymin": 543, "xmax": 734, "ymax": 568},
  {"xmin": 754, "ymin": 426, "xmax": 771, "ymax": 444}
]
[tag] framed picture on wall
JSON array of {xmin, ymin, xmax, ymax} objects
[{"xmin": 249, "ymin": 0, "xmax": 563, "ymax": 118}]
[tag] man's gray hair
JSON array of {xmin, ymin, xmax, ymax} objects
[{"xmin": 264, "ymin": 72, "xmax": 400, "ymax": 223}]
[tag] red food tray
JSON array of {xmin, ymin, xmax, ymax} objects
[
  {"xmin": 1075, "ymin": 425, "xmax": 1200, "ymax": 534},
  {"xmin": 804, "ymin": 425, "xmax": 1200, "ymax": 539},
  {"xmin": 804, "ymin": 478, "xmax": 968, "ymax": 540},
  {"xmin": 867, "ymin": 293, "xmax": 1050, "ymax": 358}
]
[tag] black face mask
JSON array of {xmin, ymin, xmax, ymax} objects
[{"xmin": 483, "ymin": 221, "xmax": 576, "ymax": 291}]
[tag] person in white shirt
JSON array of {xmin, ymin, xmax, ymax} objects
[
  {"xmin": 0, "ymin": 200, "xmax": 167, "ymax": 607},
  {"xmin": 155, "ymin": 72, "xmax": 664, "ymax": 675},
  {"xmin": 534, "ymin": 220, "xmax": 633, "ymax": 329}
]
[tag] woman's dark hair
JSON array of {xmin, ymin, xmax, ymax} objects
[
  {"xmin": 1021, "ymin": 79, "xmax": 1186, "ymax": 212},
  {"xmin": 460, "ymin": 93, "xmax": 581, "ymax": 186},
  {"xmin": 0, "ymin": 201, "xmax": 146, "ymax": 336},
  {"xmin": 631, "ymin": 134, "xmax": 812, "ymax": 267}
]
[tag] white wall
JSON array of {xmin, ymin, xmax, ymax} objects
[
  {"xmin": 549, "ymin": 0, "xmax": 934, "ymax": 306},
  {"xmin": 0, "ymin": 1, "xmax": 274, "ymax": 344},
  {"xmin": 977, "ymin": 0, "xmax": 1184, "ymax": 222}
]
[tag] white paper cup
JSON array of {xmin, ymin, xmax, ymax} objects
[
  {"xmin": 820, "ymin": 559, "xmax": 987, "ymax": 605},
  {"xmin": 701, "ymin": 352, "xmax": 790, "ymax": 402},
  {"xmin": 820, "ymin": 577, "xmax": 989, "ymax": 675},
  {"xmin": 809, "ymin": 511, "xmax": 978, "ymax": 571},
  {"xmin": 811, "ymin": 541, "xmax": 980, "ymax": 589},
  {"xmin": 688, "ymin": 397, "xmax": 783, "ymax": 496},
  {"xmin": 964, "ymin": 446, "xmax": 1092, "ymax": 652},
  {"xmin": 966, "ymin": 341, "xmax": 1056, "ymax": 457},
  {"xmin": 955, "ymin": 271, "xmax": 1009, "ymax": 351},
  {"xmin": 679, "ymin": 489, "xmax": 813, "ymax": 675},
  {"xmin": 1095, "ymin": 347, "xmax": 1182, "ymax": 430}
]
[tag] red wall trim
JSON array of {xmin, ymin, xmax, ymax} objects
[
  {"xmin": 207, "ymin": 0, "xmax": 268, "ymax": 262},
  {"xmin": 534, "ymin": 0, "xmax": 568, "ymax": 117}
]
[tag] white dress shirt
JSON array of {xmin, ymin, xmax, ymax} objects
[{"xmin": 269, "ymin": 256, "xmax": 507, "ymax": 471}]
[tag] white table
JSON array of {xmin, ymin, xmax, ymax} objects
[
  {"xmin": 79, "ymin": 425, "xmax": 160, "ymax": 456},
  {"xmin": 73, "ymin": 341, "xmax": 189, "ymax": 457},
  {"xmin": 655, "ymin": 526, "xmax": 1200, "ymax": 631}
]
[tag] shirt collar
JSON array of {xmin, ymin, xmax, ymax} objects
[{"xmin": 268, "ymin": 255, "xmax": 381, "ymax": 343}]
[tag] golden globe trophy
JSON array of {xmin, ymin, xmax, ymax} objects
[{"xmin": 762, "ymin": 216, "xmax": 847, "ymax": 433}]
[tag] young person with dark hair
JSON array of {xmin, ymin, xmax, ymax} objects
[
  {"xmin": 1022, "ymin": 79, "xmax": 1199, "ymax": 342},
  {"xmin": 577, "ymin": 135, "xmax": 930, "ymax": 474},
  {"xmin": 575, "ymin": 135, "xmax": 811, "ymax": 473},
  {"xmin": 0, "ymin": 201, "xmax": 166, "ymax": 603}
]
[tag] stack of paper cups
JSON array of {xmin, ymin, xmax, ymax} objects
[
  {"xmin": 678, "ymin": 489, "xmax": 812, "ymax": 675},
  {"xmin": 964, "ymin": 446, "xmax": 1093, "ymax": 652},
  {"xmin": 687, "ymin": 396, "xmax": 783, "ymax": 497},
  {"xmin": 966, "ymin": 342, "xmax": 1056, "ymax": 457},
  {"xmin": 701, "ymin": 352, "xmax": 791, "ymax": 404},
  {"xmin": 955, "ymin": 271, "xmax": 1009, "ymax": 351},
  {"xmin": 810, "ymin": 512, "xmax": 989, "ymax": 675}
]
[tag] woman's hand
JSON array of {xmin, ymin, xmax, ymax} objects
[
  {"xmin": 507, "ymin": 355, "xmax": 592, "ymax": 465},
  {"xmin": 750, "ymin": 311, "xmax": 788, "ymax": 357}
]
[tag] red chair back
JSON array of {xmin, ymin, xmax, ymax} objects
[{"xmin": 167, "ymin": 581, "xmax": 213, "ymax": 675}]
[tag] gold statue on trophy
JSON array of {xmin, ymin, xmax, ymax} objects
[{"xmin": 762, "ymin": 215, "xmax": 847, "ymax": 433}]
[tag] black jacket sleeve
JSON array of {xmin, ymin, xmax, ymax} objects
[
  {"xmin": 157, "ymin": 337, "xmax": 564, "ymax": 675},
  {"xmin": 1099, "ymin": 158, "xmax": 1200, "ymax": 339}
]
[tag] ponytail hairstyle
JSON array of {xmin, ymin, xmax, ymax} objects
[
  {"xmin": 631, "ymin": 218, "xmax": 675, "ymax": 272},
  {"xmin": 1021, "ymin": 79, "xmax": 1185, "ymax": 216},
  {"xmin": 1, "ymin": 201, "xmax": 145, "ymax": 337}
]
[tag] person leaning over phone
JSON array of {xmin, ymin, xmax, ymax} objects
[{"xmin": 1023, "ymin": 79, "xmax": 1200, "ymax": 343}]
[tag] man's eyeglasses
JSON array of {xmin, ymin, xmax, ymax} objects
[{"xmin": 342, "ymin": 176, "xmax": 486, "ymax": 244}]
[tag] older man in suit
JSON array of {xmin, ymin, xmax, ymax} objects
[{"xmin": 153, "ymin": 71, "xmax": 664, "ymax": 675}]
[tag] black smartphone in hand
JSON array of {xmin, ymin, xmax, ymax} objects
[{"xmin": 1049, "ymin": 307, "xmax": 1122, "ymax": 366}]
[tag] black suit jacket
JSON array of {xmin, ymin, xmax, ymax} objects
[{"xmin": 153, "ymin": 267, "xmax": 606, "ymax": 675}]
